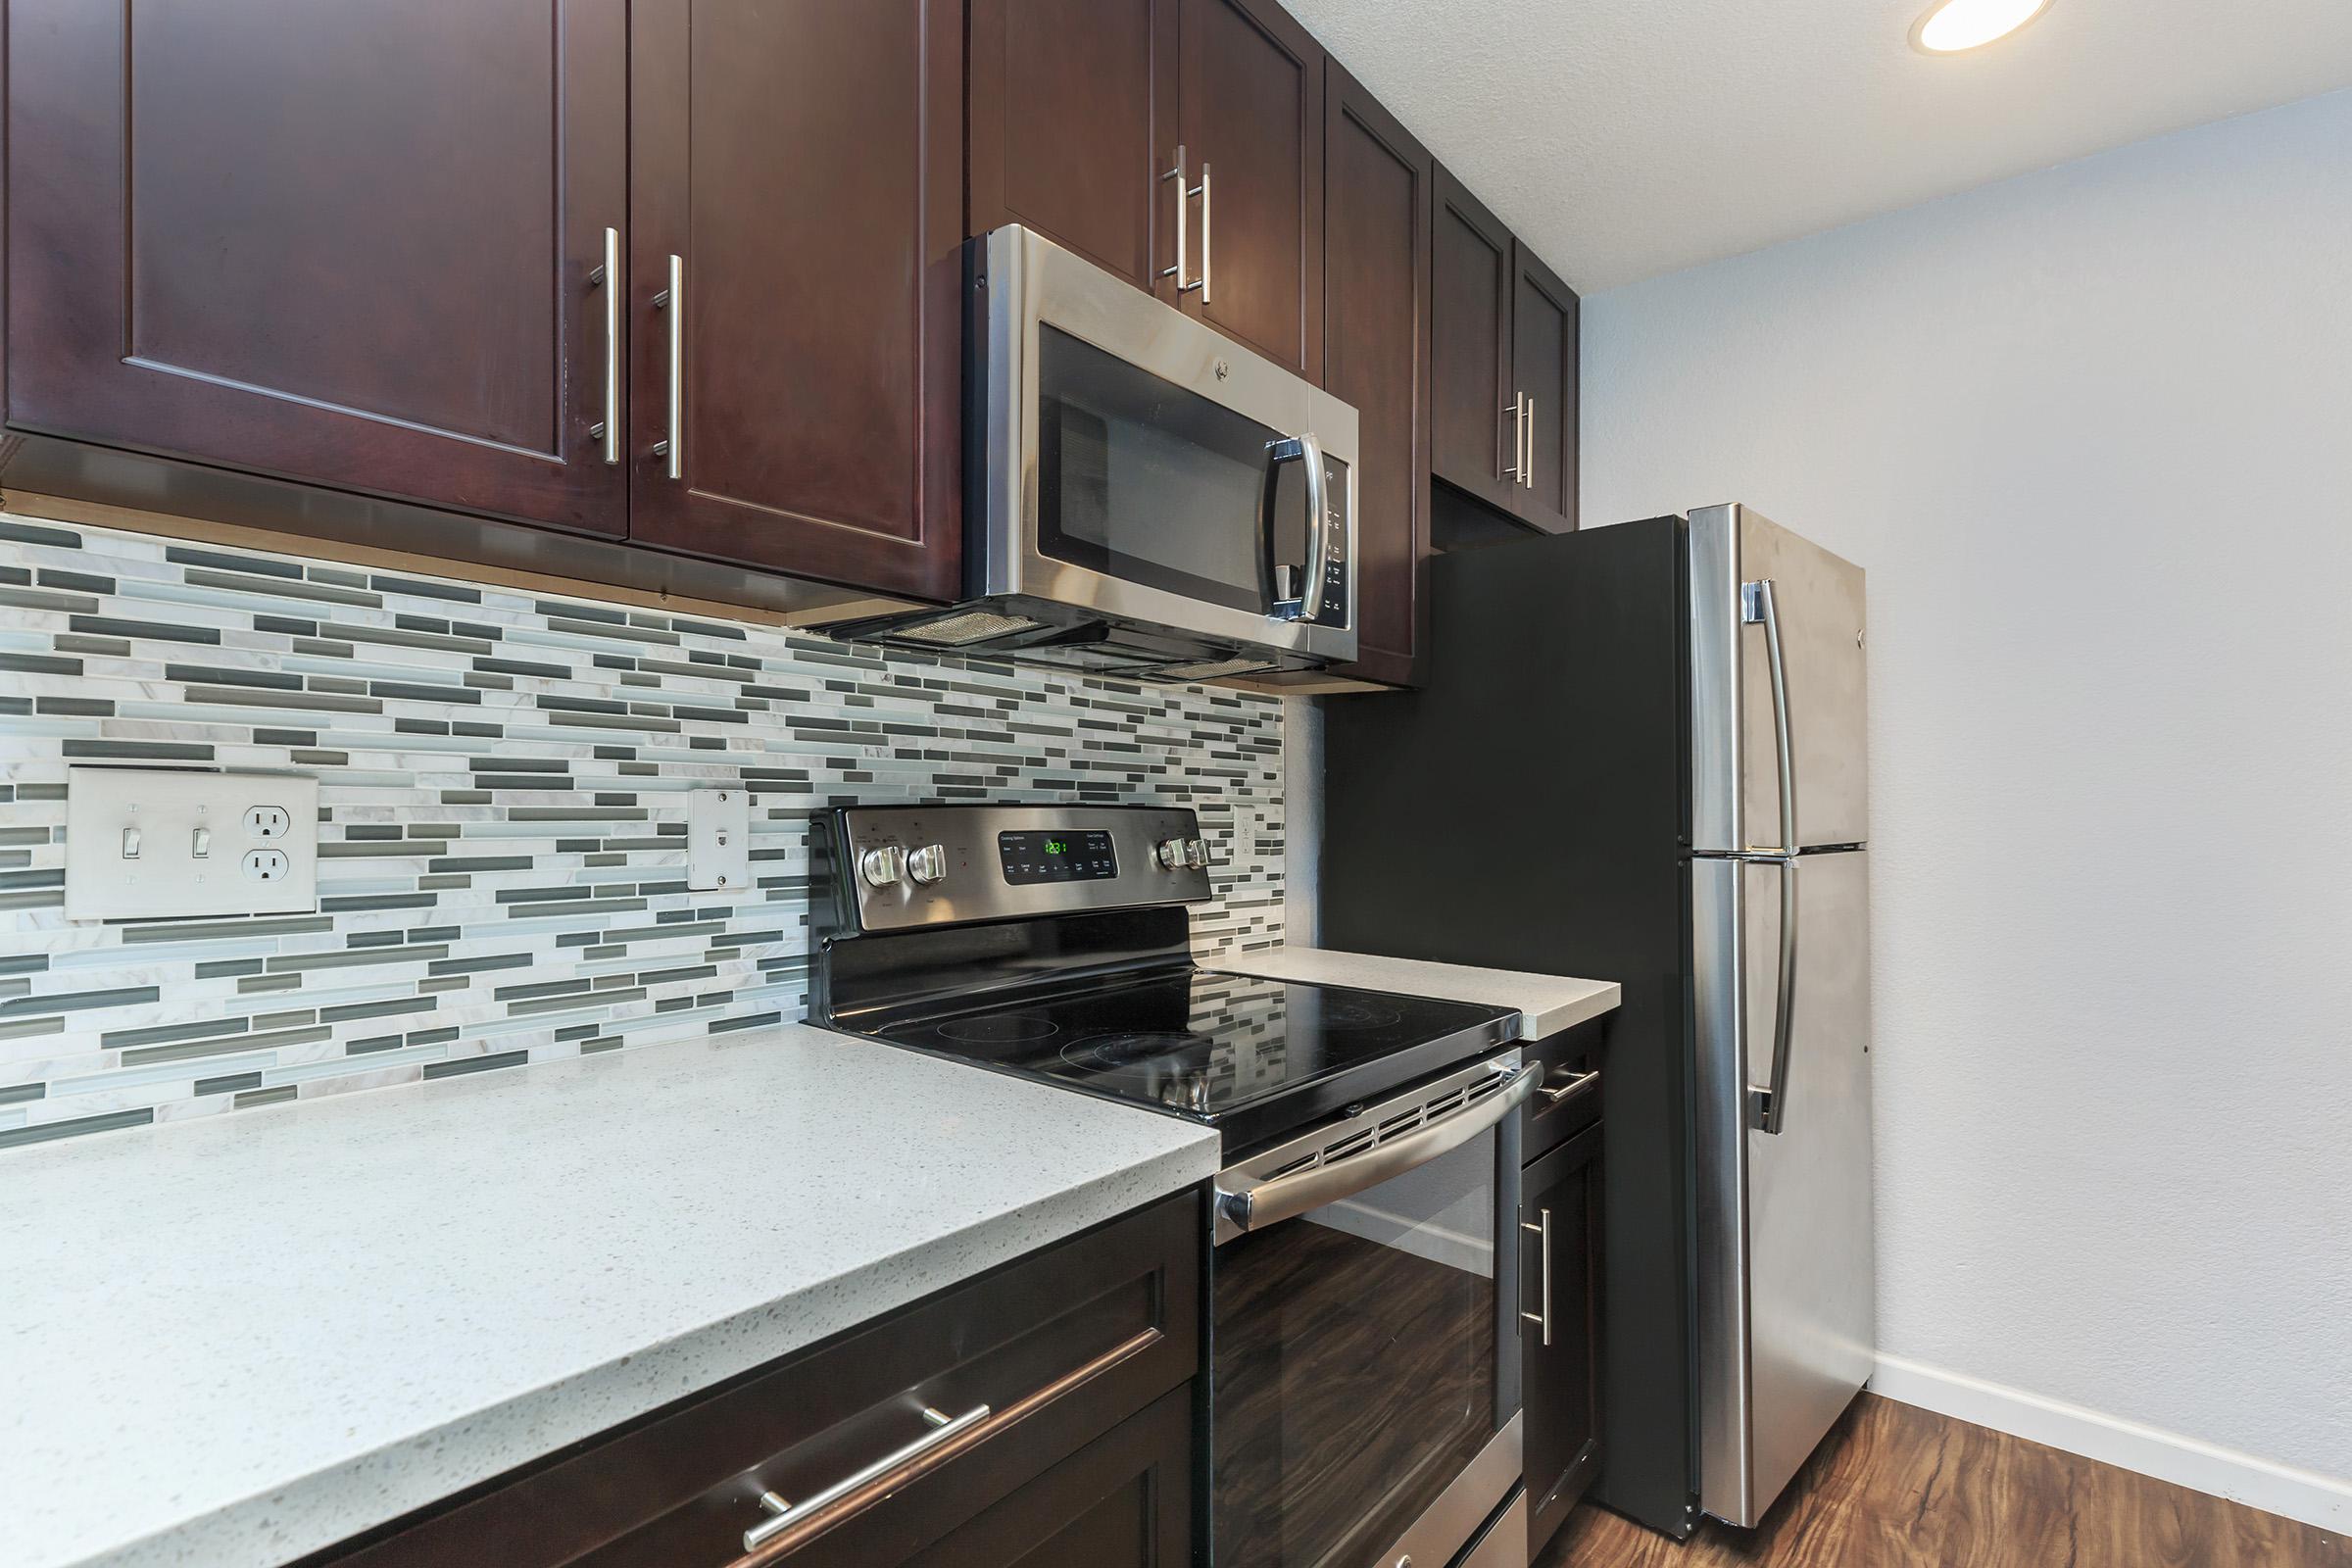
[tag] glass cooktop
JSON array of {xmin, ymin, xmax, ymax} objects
[{"xmin": 851, "ymin": 967, "xmax": 1517, "ymax": 1152}]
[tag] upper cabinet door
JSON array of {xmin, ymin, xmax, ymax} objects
[
  {"xmin": 1429, "ymin": 167, "xmax": 1517, "ymax": 514},
  {"xmin": 627, "ymin": 0, "xmax": 962, "ymax": 603},
  {"xmin": 1321, "ymin": 64, "xmax": 1432, "ymax": 688},
  {"xmin": 1512, "ymin": 241, "xmax": 1580, "ymax": 533},
  {"xmin": 968, "ymin": 0, "xmax": 1177, "ymax": 295},
  {"xmin": 3, "ymin": 0, "xmax": 630, "ymax": 534},
  {"xmin": 1175, "ymin": 0, "xmax": 1324, "ymax": 381}
]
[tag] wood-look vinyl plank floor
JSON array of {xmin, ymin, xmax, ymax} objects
[{"xmin": 1539, "ymin": 1394, "xmax": 2352, "ymax": 1568}]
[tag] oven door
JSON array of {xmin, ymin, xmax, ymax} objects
[
  {"xmin": 973, "ymin": 223, "xmax": 1358, "ymax": 664},
  {"xmin": 1211, "ymin": 1054, "xmax": 1536, "ymax": 1568}
]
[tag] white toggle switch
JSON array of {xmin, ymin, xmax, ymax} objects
[
  {"xmin": 121, "ymin": 826, "xmax": 141, "ymax": 859},
  {"xmin": 191, "ymin": 826, "xmax": 212, "ymax": 859}
]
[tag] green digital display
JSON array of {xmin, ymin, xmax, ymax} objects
[{"xmin": 1000, "ymin": 829, "xmax": 1117, "ymax": 885}]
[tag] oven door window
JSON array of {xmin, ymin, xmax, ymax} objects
[
  {"xmin": 1213, "ymin": 1131, "xmax": 1502, "ymax": 1568},
  {"xmin": 1036, "ymin": 324, "xmax": 1286, "ymax": 613}
]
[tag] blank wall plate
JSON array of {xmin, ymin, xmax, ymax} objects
[
  {"xmin": 686, "ymin": 788, "xmax": 752, "ymax": 893},
  {"xmin": 66, "ymin": 767, "xmax": 318, "ymax": 921}
]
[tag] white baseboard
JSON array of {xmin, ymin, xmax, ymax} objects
[{"xmin": 1869, "ymin": 1353, "xmax": 2352, "ymax": 1537}]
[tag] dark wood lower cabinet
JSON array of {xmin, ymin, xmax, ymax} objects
[
  {"xmin": 904, "ymin": 1389, "xmax": 1194, "ymax": 1568},
  {"xmin": 307, "ymin": 1194, "xmax": 1200, "ymax": 1568},
  {"xmin": 1524, "ymin": 1119, "xmax": 1603, "ymax": 1558}
]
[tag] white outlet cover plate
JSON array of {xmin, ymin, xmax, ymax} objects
[
  {"xmin": 66, "ymin": 767, "xmax": 318, "ymax": 921},
  {"xmin": 686, "ymin": 788, "xmax": 752, "ymax": 893}
]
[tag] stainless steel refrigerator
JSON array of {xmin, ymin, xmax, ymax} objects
[{"xmin": 1319, "ymin": 503, "xmax": 1875, "ymax": 1542}]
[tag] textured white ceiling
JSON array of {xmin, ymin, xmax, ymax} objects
[{"xmin": 1284, "ymin": 0, "xmax": 2352, "ymax": 290}]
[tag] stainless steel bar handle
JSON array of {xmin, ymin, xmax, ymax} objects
[
  {"xmin": 657, "ymin": 254, "xmax": 685, "ymax": 480},
  {"xmin": 1523, "ymin": 395, "xmax": 1537, "ymax": 489},
  {"xmin": 1160, "ymin": 145, "xmax": 1190, "ymax": 291},
  {"xmin": 1538, "ymin": 1066, "xmax": 1599, "ymax": 1108},
  {"xmin": 742, "ymin": 1403, "xmax": 991, "ymax": 1551},
  {"xmin": 1160, "ymin": 146, "xmax": 1207, "ymax": 296},
  {"xmin": 1501, "ymin": 394, "xmax": 1524, "ymax": 479},
  {"xmin": 1520, "ymin": 1208, "xmax": 1554, "ymax": 1347},
  {"xmin": 594, "ymin": 226, "xmax": 619, "ymax": 465},
  {"xmin": 1197, "ymin": 162, "xmax": 1212, "ymax": 305},
  {"xmin": 1216, "ymin": 1063, "xmax": 1541, "ymax": 1235}
]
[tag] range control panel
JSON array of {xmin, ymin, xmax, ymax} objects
[{"xmin": 830, "ymin": 805, "xmax": 1213, "ymax": 932}]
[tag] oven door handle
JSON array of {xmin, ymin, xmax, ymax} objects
[{"xmin": 1215, "ymin": 1063, "xmax": 1541, "ymax": 1236}]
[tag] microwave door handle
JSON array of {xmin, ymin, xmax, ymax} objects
[
  {"xmin": 1215, "ymin": 1063, "xmax": 1540, "ymax": 1235},
  {"xmin": 1262, "ymin": 433, "xmax": 1331, "ymax": 622},
  {"xmin": 1294, "ymin": 431, "xmax": 1330, "ymax": 622}
]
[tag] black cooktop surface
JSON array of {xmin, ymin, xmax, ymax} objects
[{"xmin": 850, "ymin": 966, "xmax": 1518, "ymax": 1152}]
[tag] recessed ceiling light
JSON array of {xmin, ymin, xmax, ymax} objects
[{"xmin": 1909, "ymin": 0, "xmax": 2052, "ymax": 54}]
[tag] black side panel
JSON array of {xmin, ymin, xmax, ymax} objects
[{"xmin": 1318, "ymin": 517, "xmax": 1697, "ymax": 1538}]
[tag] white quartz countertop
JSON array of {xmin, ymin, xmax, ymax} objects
[
  {"xmin": 0, "ymin": 1024, "xmax": 1218, "ymax": 1568},
  {"xmin": 1204, "ymin": 946, "xmax": 1621, "ymax": 1040}
]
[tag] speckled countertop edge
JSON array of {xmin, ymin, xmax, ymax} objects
[{"xmin": 0, "ymin": 1023, "xmax": 1218, "ymax": 1568}]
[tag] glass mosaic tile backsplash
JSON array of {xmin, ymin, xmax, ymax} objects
[{"xmin": 0, "ymin": 514, "xmax": 1285, "ymax": 1151}]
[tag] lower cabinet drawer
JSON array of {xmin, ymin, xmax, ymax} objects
[
  {"xmin": 315, "ymin": 1192, "xmax": 1201, "ymax": 1568},
  {"xmin": 1520, "ymin": 1016, "xmax": 1604, "ymax": 1162}
]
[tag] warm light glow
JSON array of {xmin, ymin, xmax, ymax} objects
[{"xmin": 1910, "ymin": 0, "xmax": 2052, "ymax": 53}]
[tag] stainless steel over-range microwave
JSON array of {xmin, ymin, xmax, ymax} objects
[{"xmin": 830, "ymin": 224, "xmax": 1359, "ymax": 682}]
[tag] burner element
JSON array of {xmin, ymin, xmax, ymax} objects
[
  {"xmin": 1063, "ymin": 1031, "xmax": 1213, "ymax": 1070},
  {"xmin": 937, "ymin": 1012, "xmax": 1060, "ymax": 1045},
  {"xmin": 1317, "ymin": 1001, "xmax": 1404, "ymax": 1030}
]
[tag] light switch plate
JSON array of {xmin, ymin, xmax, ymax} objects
[
  {"xmin": 66, "ymin": 767, "xmax": 318, "ymax": 921},
  {"xmin": 686, "ymin": 788, "xmax": 752, "ymax": 893}
]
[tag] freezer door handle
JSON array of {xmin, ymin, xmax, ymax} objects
[
  {"xmin": 1747, "ymin": 856, "xmax": 1799, "ymax": 1135},
  {"xmin": 1741, "ymin": 578, "xmax": 1797, "ymax": 855}
]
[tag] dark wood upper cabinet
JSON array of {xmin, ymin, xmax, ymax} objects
[
  {"xmin": 1430, "ymin": 168, "xmax": 1518, "ymax": 514},
  {"xmin": 1512, "ymin": 241, "xmax": 1580, "ymax": 534},
  {"xmin": 1175, "ymin": 0, "xmax": 1325, "ymax": 381},
  {"xmin": 625, "ymin": 0, "xmax": 962, "ymax": 603},
  {"xmin": 3, "ymin": 0, "xmax": 630, "ymax": 535},
  {"xmin": 1321, "ymin": 63, "xmax": 1432, "ymax": 688},
  {"xmin": 1523, "ymin": 1120, "xmax": 1603, "ymax": 1557},
  {"xmin": 1430, "ymin": 166, "xmax": 1581, "ymax": 535},
  {"xmin": 968, "ymin": 0, "xmax": 1177, "ymax": 295}
]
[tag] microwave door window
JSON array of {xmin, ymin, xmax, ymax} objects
[
  {"xmin": 1037, "ymin": 325, "xmax": 1283, "ymax": 612},
  {"xmin": 1213, "ymin": 1132, "xmax": 1501, "ymax": 1568}
]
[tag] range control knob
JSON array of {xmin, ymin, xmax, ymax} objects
[
  {"xmin": 1183, "ymin": 837, "xmax": 1210, "ymax": 870},
  {"xmin": 906, "ymin": 844, "xmax": 950, "ymax": 886},
  {"xmin": 1155, "ymin": 837, "xmax": 1188, "ymax": 870},
  {"xmin": 858, "ymin": 845, "xmax": 907, "ymax": 889}
]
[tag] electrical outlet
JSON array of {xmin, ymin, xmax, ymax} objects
[
  {"xmin": 241, "ymin": 848, "xmax": 292, "ymax": 882},
  {"xmin": 66, "ymin": 767, "xmax": 318, "ymax": 921},
  {"xmin": 686, "ymin": 788, "xmax": 753, "ymax": 892}
]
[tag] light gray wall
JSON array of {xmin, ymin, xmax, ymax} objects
[{"xmin": 1580, "ymin": 89, "xmax": 2352, "ymax": 1482}]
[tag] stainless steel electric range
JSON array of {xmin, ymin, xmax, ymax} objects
[{"xmin": 812, "ymin": 804, "xmax": 1536, "ymax": 1568}]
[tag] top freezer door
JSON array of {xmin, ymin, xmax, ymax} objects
[{"xmin": 1689, "ymin": 505, "xmax": 1869, "ymax": 853}]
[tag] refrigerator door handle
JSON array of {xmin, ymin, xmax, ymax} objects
[
  {"xmin": 1741, "ymin": 578, "xmax": 1797, "ymax": 855},
  {"xmin": 1748, "ymin": 856, "xmax": 1799, "ymax": 1135}
]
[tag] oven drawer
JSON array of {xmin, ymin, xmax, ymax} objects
[
  {"xmin": 313, "ymin": 1193, "xmax": 1201, "ymax": 1568},
  {"xmin": 1521, "ymin": 1016, "xmax": 1605, "ymax": 1162}
]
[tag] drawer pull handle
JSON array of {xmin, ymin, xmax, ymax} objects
[
  {"xmin": 731, "ymin": 1325, "xmax": 1162, "ymax": 1562},
  {"xmin": 1538, "ymin": 1066, "xmax": 1599, "ymax": 1107},
  {"xmin": 743, "ymin": 1404, "xmax": 990, "ymax": 1551}
]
